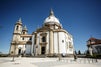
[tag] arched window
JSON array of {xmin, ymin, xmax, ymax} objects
[
  {"xmin": 42, "ymin": 36, "xmax": 46, "ymax": 42},
  {"xmin": 34, "ymin": 35, "xmax": 37, "ymax": 44},
  {"xmin": 29, "ymin": 37, "xmax": 32, "ymax": 40},
  {"xmin": 16, "ymin": 26, "xmax": 19, "ymax": 30},
  {"xmin": 62, "ymin": 40, "xmax": 64, "ymax": 43},
  {"xmin": 22, "ymin": 37, "xmax": 24, "ymax": 40},
  {"xmin": 23, "ymin": 32, "xmax": 25, "ymax": 34}
]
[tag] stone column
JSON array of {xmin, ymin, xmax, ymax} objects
[
  {"xmin": 35, "ymin": 34, "xmax": 38, "ymax": 56},
  {"xmin": 49, "ymin": 30, "xmax": 53, "ymax": 55}
]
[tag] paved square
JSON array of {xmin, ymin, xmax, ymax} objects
[{"xmin": 0, "ymin": 57, "xmax": 101, "ymax": 67}]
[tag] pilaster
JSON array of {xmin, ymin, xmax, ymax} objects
[{"xmin": 49, "ymin": 30, "xmax": 53, "ymax": 56}]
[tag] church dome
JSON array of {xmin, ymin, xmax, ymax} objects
[{"xmin": 44, "ymin": 9, "xmax": 60, "ymax": 24}]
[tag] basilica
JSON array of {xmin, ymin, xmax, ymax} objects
[{"xmin": 9, "ymin": 9, "xmax": 74, "ymax": 57}]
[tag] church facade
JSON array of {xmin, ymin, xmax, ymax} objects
[{"xmin": 9, "ymin": 9, "xmax": 74, "ymax": 56}]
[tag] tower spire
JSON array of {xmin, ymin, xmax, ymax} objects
[
  {"xmin": 16, "ymin": 17, "xmax": 22, "ymax": 25},
  {"xmin": 18, "ymin": 17, "xmax": 22, "ymax": 22},
  {"xmin": 23, "ymin": 25, "xmax": 27, "ymax": 31}
]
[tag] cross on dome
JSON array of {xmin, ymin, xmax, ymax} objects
[{"xmin": 49, "ymin": 9, "xmax": 54, "ymax": 16}]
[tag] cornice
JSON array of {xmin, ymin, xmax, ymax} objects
[{"xmin": 20, "ymin": 34, "xmax": 32, "ymax": 37}]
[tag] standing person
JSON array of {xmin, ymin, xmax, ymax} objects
[
  {"xmin": 74, "ymin": 54, "xmax": 77, "ymax": 61},
  {"xmin": 73, "ymin": 51, "xmax": 77, "ymax": 61}
]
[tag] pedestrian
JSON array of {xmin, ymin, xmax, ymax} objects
[{"xmin": 74, "ymin": 54, "xmax": 77, "ymax": 61}]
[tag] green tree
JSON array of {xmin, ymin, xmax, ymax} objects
[
  {"xmin": 78, "ymin": 50, "xmax": 81, "ymax": 55},
  {"xmin": 74, "ymin": 50, "xmax": 77, "ymax": 55}
]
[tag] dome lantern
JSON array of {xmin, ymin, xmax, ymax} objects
[{"xmin": 44, "ymin": 9, "xmax": 60, "ymax": 24}]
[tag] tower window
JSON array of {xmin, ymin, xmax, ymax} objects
[
  {"xmin": 22, "ymin": 37, "xmax": 24, "ymax": 40},
  {"xmin": 23, "ymin": 32, "xmax": 25, "ymax": 34},
  {"xmin": 16, "ymin": 26, "xmax": 19, "ymax": 30},
  {"xmin": 29, "ymin": 37, "xmax": 32, "ymax": 40},
  {"xmin": 42, "ymin": 36, "xmax": 46, "ymax": 42},
  {"xmin": 34, "ymin": 35, "xmax": 37, "ymax": 44}
]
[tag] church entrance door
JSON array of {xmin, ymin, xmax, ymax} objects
[{"xmin": 41, "ymin": 46, "xmax": 46, "ymax": 54}]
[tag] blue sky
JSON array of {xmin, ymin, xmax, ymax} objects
[{"xmin": 0, "ymin": 0, "xmax": 101, "ymax": 53}]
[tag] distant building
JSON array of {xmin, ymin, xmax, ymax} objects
[
  {"xmin": 9, "ymin": 9, "xmax": 74, "ymax": 57},
  {"xmin": 87, "ymin": 37, "xmax": 101, "ymax": 55}
]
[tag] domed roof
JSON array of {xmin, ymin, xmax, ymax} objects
[
  {"xmin": 44, "ymin": 9, "xmax": 60, "ymax": 24},
  {"xmin": 22, "ymin": 25, "xmax": 27, "ymax": 31}
]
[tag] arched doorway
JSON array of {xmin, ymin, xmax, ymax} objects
[
  {"xmin": 18, "ymin": 48, "xmax": 21, "ymax": 55},
  {"xmin": 41, "ymin": 46, "xmax": 46, "ymax": 54}
]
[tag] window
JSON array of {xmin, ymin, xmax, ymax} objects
[
  {"xmin": 42, "ymin": 36, "xmax": 46, "ymax": 42},
  {"xmin": 62, "ymin": 40, "xmax": 64, "ymax": 43},
  {"xmin": 29, "ymin": 37, "xmax": 32, "ymax": 40},
  {"xmin": 16, "ymin": 26, "xmax": 19, "ymax": 30},
  {"xmin": 91, "ymin": 40, "xmax": 95, "ymax": 44},
  {"xmin": 69, "ymin": 42, "xmax": 73, "ymax": 48},
  {"xmin": 23, "ymin": 32, "xmax": 25, "ymax": 34},
  {"xmin": 34, "ymin": 35, "xmax": 37, "ymax": 44},
  {"xmin": 22, "ymin": 37, "xmax": 24, "ymax": 40}
]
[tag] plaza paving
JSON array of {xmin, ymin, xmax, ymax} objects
[{"xmin": 0, "ymin": 57, "xmax": 101, "ymax": 67}]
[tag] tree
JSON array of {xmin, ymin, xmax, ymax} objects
[
  {"xmin": 86, "ymin": 50, "xmax": 89, "ymax": 55},
  {"xmin": 74, "ymin": 50, "xmax": 77, "ymax": 55},
  {"xmin": 0, "ymin": 52, "xmax": 2, "ymax": 54},
  {"xmin": 78, "ymin": 50, "xmax": 81, "ymax": 55}
]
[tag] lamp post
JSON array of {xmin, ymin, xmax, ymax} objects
[{"xmin": 12, "ymin": 39, "xmax": 19, "ymax": 61}]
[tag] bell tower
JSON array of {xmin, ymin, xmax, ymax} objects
[
  {"xmin": 12, "ymin": 18, "xmax": 23, "ymax": 41},
  {"xmin": 14, "ymin": 18, "xmax": 22, "ymax": 34},
  {"xmin": 22, "ymin": 25, "xmax": 28, "ymax": 35},
  {"xmin": 10, "ymin": 18, "xmax": 23, "ymax": 55}
]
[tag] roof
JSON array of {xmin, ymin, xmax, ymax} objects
[
  {"xmin": 87, "ymin": 37, "xmax": 101, "ymax": 45},
  {"xmin": 44, "ymin": 9, "xmax": 60, "ymax": 24},
  {"xmin": 16, "ymin": 18, "xmax": 22, "ymax": 25},
  {"xmin": 88, "ymin": 37, "xmax": 97, "ymax": 41},
  {"xmin": 22, "ymin": 25, "xmax": 28, "ymax": 31}
]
